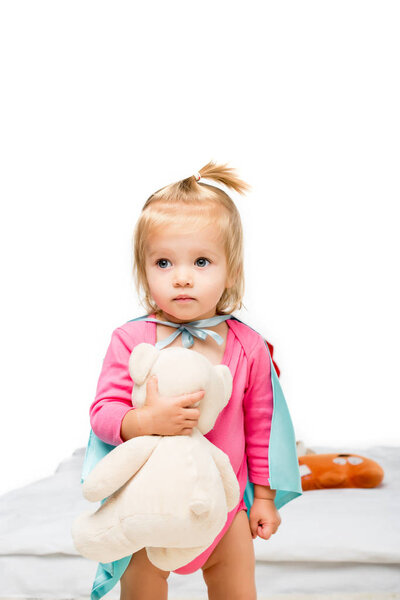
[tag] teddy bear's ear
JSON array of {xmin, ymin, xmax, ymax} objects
[{"xmin": 128, "ymin": 343, "xmax": 159, "ymax": 385}]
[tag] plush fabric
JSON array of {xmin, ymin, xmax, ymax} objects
[{"xmin": 72, "ymin": 343, "xmax": 241, "ymax": 570}]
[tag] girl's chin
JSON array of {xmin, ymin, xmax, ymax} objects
[{"xmin": 157, "ymin": 304, "xmax": 204, "ymax": 322}]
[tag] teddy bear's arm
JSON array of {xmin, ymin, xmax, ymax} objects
[
  {"xmin": 207, "ymin": 442, "xmax": 240, "ymax": 511},
  {"xmin": 82, "ymin": 435, "xmax": 161, "ymax": 502}
]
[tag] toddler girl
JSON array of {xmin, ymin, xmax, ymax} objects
[{"xmin": 83, "ymin": 161, "xmax": 301, "ymax": 600}]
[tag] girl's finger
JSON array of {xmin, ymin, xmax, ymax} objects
[
  {"xmin": 259, "ymin": 524, "xmax": 272, "ymax": 539},
  {"xmin": 179, "ymin": 391, "xmax": 204, "ymax": 405}
]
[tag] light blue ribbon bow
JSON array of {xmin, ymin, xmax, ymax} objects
[{"xmin": 142, "ymin": 314, "xmax": 233, "ymax": 349}]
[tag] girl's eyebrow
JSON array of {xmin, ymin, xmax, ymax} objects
[
  {"xmin": 148, "ymin": 247, "xmax": 220, "ymax": 259},
  {"xmin": 147, "ymin": 248, "xmax": 174, "ymax": 257}
]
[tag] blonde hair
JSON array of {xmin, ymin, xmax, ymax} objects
[{"xmin": 132, "ymin": 160, "xmax": 251, "ymax": 318}]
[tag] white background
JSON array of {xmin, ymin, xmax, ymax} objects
[{"xmin": 0, "ymin": 1, "xmax": 399, "ymax": 496}]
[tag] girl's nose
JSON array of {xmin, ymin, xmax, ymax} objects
[{"xmin": 173, "ymin": 269, "xmax": 193, "ymax": 286}]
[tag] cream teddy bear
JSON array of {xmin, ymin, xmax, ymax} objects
[{"xmin": 72, "ymin": 343, "xmax": 240, "ymax": 571}]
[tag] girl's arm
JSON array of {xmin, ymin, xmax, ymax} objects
[
  {"xmin": 253, "ymin": 484, "xmax": 276, "ymax": 500},
  {"xmin": 89, "ymin": 327, "xmax": 148, "ymax": 446},
  {"xmin": 243, "ymin": 334, "xmax": 274, "ymax": 488},
  {"xmin": 90, "ymin": 328, "xmax": 203, "ymax": 444},
  {"xmin": 120, "ymin": 405, "xmax": 153, "ymax": 441}
]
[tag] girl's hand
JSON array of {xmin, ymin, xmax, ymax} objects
[
  {"xmin": 144, "ymin": 374, "xmax": 205, "ymax": 436},
  {"xmin": 249, "ymin": 498, "xmax": 281, "ymax": 540}
]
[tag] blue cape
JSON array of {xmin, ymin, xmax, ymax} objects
[{"xmin": 79, "ymin": 314, "xmax": 302, "ymax": 599}]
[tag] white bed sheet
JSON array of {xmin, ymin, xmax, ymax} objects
[
  {"xmin": 0, "ymin": 555, "xmax": 399, "ymax": 599},
  {"xmin": 0, "ymin": 444, "xmax": 399, "ymax": 598}
]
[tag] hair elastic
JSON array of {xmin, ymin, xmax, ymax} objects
[{"xmin": 193, "ymin": 172, "xmax": 201, "ymax": 181}]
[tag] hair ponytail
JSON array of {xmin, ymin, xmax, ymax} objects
[{"xmin": 178, "ymin": 160, "xmax": 252, "ymax": 196}]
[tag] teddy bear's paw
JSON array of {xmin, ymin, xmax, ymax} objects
[
  {"xmin": 72, "ymin": 507, "xmax": 140, "ymax": 563},
  {"xmin": 71, "ymin": 517, "xmax": 120, "ymax": 562}
]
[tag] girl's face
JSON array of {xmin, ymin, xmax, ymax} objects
[{"xmin": 144, "ymin": 222, "xmax": 233, "ymax": 323}]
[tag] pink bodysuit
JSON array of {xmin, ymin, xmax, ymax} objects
[{"xmin": 89, "ymin": 314, "xmax": 273, "ymax": 574}]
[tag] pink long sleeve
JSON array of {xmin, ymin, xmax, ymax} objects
[
  {"xmin": 243, "ymin": 335, "xmax": 274, "ymax": 486},
  {"xmin": 84, "ymin": 316, "xmax": 279, "ymax": 577},
  {"xmin": 89, "ymin": 327, "xmax": 135, "ymax": 446}
]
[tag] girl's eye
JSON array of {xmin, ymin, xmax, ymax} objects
[
  {"xmin": 156, "ymin": 259, "xmax": 171, "ymax": 269},
  {"xmin": 156, "ymin": 258, "xmax": 210, "ymax": 269},
  {"xmin": 195, "ymin": 257, "xmax": 210, "ymax": 267}
]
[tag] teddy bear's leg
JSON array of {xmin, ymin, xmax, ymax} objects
[
  {"xmin": 208, "ymin": 444, "xmax": 240, "ymax": 511},
  {"xmin": 72, "ymin": 495, "xmax": 142, "ymax": 563},
  {"xmin": 146, "ymin": 545, "xmax": 208, "ymax": 572}
]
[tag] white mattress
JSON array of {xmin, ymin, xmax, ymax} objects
[{"xmin": 0, "ymin": 444, "xmax": 399, "ymax": 598}]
